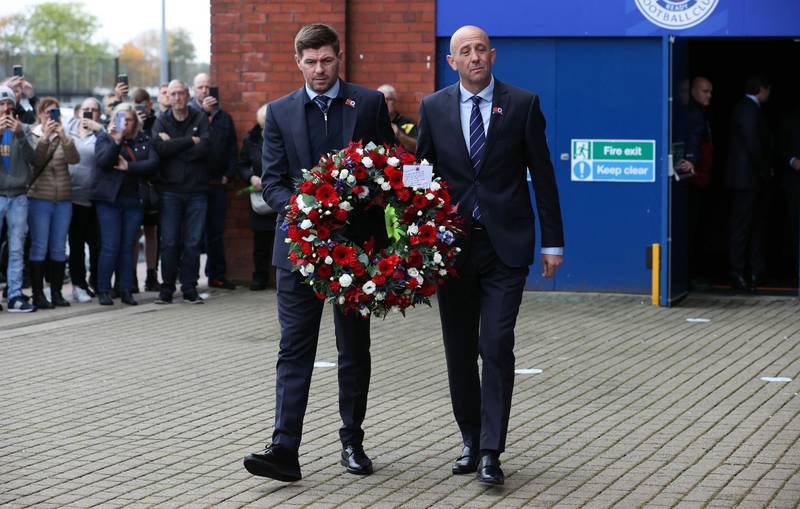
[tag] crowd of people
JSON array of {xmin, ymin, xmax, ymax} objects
[{"xmin": 0, "ymin": 70, "xmax": 420, "ymax": 313}]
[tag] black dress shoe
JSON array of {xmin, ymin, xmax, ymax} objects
[
  {"xmin": 243, "ymin": 445, "xmax": 301, "ymax": 482},
  {"xmin": 120, "ymin": 291, "xmax": 138, "ymax": 306},
  {"xmin": 476, "ymin": 453, "xmax": 504, "ymax": 485},
  {"xmin": 730, "ymin": 272, "xmax": 749, "ymax": 292},
  {"xmin": 452, "ymin": 446, "xmax": 479, "ymax": 474},
  {"xmin": 97, "ymin": 292, "xmax": 114, "ymax": 306},
  {"xmin": 341, "ymin": 444, "xmax": 373, "ymax": 475}
]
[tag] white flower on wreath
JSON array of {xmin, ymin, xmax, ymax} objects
[
  {"xmin": 407, "ymin": 224, "xmax": 419, "ymax": 235},
  {"xmin": 300, "ymin": 219, "xmax": 313, "ymax": 230},
  {"xmin": 415, "ymin": 275, "xmax": 424, "ymax": 285},
  {"xmin": 357, "ymin": 187, "xmax": 370, "ymax": 199},
  {"xmin": 387, "ymin": 156, "xmax": 400, "ymax": 167},
  {"xmin": 356, "ymin": 148, "xmax": 364, "ymax": 155},
  {"xmin": 425, "ymin": 193, "xmax": 435, "ymax": 200},
  {"xmin": 381, "ymin": 182, "xmax": 391, "ymax": 191},
  {"xmin": 362, "ymin": 156, "xmax": 374, "ymax": 168},
  {"xmin": 325, "ymin": 256, "xmax": 333, "ymax": 265},
  {"xmin": 332, "ymin": 169, "xmax": 339, "ymax": 178},
  {"xmin": 339, "ymin": 201, "xmax": 353, "ymax": 211},
  {"xmin": 347, "ymin": 175, "xmax": 356, "ymax": 184},
  {"xmin": 375, "ymin": 292, "xmax": 385, "ymax": 301},
  {"xmin": 407, "ymin": 268, "xmax": 419, "ymax": 278},
  {"xmin": 430, "ymin": 181, "xmax": 441, "ymax": 191},
  {"xmin": 362, "ymin": 281, "xmax": 376, "ymax": 295},
  {"xmin": 339, "ymin": 274, "xmax": 353, "ymax": 288},
  {"xmin": 439, "ymin": 269, "xmax": 447, "ymax": 276},
  {"xmin": 339, "ymin": 169, "xmax": 349, "ymax": 179},
  {"xmin": 301, "ymin": 234, "xmax": 316, "ymax": 242},
  {"xmin": 433, "ymin": 252, "xmax": 442, "ymax": 264},
  {"xmin": 305, "ymin": 263, "xmax": 315, "ymax": 274}
]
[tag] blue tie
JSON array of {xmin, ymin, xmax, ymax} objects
[
  {"xmin": 313, "ymin": 95, "xmax": 331, "ymax": 114},
  {"xmin": 469, "ymin": 95, "xmax": 485, "ymax": 220}
]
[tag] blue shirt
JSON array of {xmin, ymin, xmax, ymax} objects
[
  {"xmin": 305, "ymin": 79, "xmax": 341, "ymax": 103},
  {"xmin": 458, "ymin": 77, "xmax": 563, "ymax": 256}
]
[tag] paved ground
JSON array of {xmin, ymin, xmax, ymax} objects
[{"xmin": 1, "ymin": 286, "xmax": 799, "ymax": 508}]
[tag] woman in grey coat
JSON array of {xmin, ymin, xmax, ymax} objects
[{"xmin": 66, "ymin": 97, "xmax": 103, "ymax": 303}]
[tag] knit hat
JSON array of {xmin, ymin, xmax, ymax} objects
[{"xmin": 0, "ymin": 85, "xmax": 16, "ymax": 106}]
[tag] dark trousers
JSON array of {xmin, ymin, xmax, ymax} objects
[
  {"xmin": 729, "ymin": 187, "xmax": 769, "ymax": 277},
  {"xmin": 272, "ymin": 268, "xmax": 371, "ymax": 453},
  {"xmin": 159, "ymin": 191, "xmax": 207, "ymax": 294},
  {"xmin": 437, "ymin": 226, "xmax": 528, "ymax": 454},
  {"xmin": 204, "ymin": 185, "xmax": 227, "ymax": 281},
  {"xmin": 96, "ymin": 198, "xmax": 144, "ymax": 292},
  {"xmin": 68, "ymin": 203, "xmax": 98, "ymax": 290}
]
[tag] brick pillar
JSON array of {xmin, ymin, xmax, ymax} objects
[{"xmin": 210, "ymin": 0, "xmax": 435, "ymax": 284}]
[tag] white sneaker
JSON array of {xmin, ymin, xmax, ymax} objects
[{"xmin": 72, "ymin": 286, "xmax": 92, "ymax": 303}]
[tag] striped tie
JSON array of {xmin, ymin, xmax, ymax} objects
[
  {"xmin": 469, "ymin": 95, "xmax": 485, "ymax": 220},
  {"xmin": 313, "ymin": 95, "xmax": 330, "ymax": 114}
]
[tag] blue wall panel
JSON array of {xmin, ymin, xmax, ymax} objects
[{"xmin": 435, "ymin": 37, "xmax": 664, "ymax": 293}]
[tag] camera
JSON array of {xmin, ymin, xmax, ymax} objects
[
  {"xmin": 82, "ymin": 110, "xmax": 93, "ymax": 119},
  {"xmin": 209, "ymin": 86, "xmax": 219, "ymax": 101},
  {"xmin": 13, "ymin": 65, "xmax": 23, "ymax": 77},
  {"xmin": 48, "ymin": 109, "xmax": 60, "ymax": 122},
  {"xmin": 117, "ymin": 74, "xmax": 128, "ymax": 86}
]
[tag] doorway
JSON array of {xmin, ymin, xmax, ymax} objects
[{"xmin": 677, "ymin": 38, "xmax": 800, "ymax": 296}]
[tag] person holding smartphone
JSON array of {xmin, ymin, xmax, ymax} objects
[
  {"xmin": 93, "ymin": 103, "xmax": 159, "ymax": 306},
  {"xmin": 27, "ymin": 97, "xmax": 80, "ymax": 310},
  {"xmin": 189, "ymin": 73, "xmax": 238, "ymax": 290},
  {"xmin": 65, "ymin": 98, "xmax": 104, "ymax": 302},
  {"xmin": 0, "ymin": 85, "xmax": 36, "ymax": 312}
]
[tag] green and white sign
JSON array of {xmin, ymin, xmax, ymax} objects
[{"xmin": 571, "ymin": 139, "xmax": 656, "ymax": 183}]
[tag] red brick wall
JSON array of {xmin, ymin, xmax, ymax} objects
[{"xmin": 210, "ymin": 0, "xmax": 435, "ymax": 283}]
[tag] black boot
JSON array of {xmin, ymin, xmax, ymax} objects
[
  {"xmin": 50, "ymin": 261, "xmax": 71, "ymax": 307},
  {"xmin": 120, "ymin": 290, "xmax": 138, "ymax": 305},
  {"xmin": 131, "ymin": 272, "xmax": 140, "ymax": 294},
  {"xmin": 145, "ymin": 268, "xmax": 160, "ymax": 292},
  {"xmin": 30, "ymin": 261, "xmax": 53, "ymax": 310}
]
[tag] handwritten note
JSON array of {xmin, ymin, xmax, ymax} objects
[{"xmin": 403, "ymin": 164, "xmax": 433, "ymax": 189}]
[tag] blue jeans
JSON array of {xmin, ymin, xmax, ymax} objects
[
  {"xmin": 0, "ymin": 194, "xmax": 29, "ymax": 299},
  {"xmin": 96, "ymin": 197, "xmax": 144, "ymax": 292},
  {"xmin": 204, "ymin": 185, "xmax": 227, "ymax": 280},
  {"xmin": 28, "ymin": 198, "xmax": 72, "ymax": 262},
  {"xmin": 159, "ymin": 191, "xmax": 207, "ymax": 294}
]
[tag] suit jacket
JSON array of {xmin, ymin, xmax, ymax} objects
[
  {"xmin": 725, "ymin": 97, "xmax": 772, "ymax": 190},
  {"xmin": 416, "ymin": 79, "xmax": 564, "ymax": 268},
  {"xmin": 262, "ymin": 80, "xmax": 396, "ymax": 271}
]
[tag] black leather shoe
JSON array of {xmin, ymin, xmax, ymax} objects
[
  {"xmin": 50, "ymin": 291, "xmax": 70, "ymax": 307},
  {"xmin": 97, "ymin": 292, "xmax": 114, "ymax": 306},
  {"xmin": 476, "ymin": 453, "xmax": 504, "ymax": 485},
  {"xmin": 452, "ymin": 446, "xmax": 479, "ymax": 474},
  {"xmin": 730, "ymin": 272, "xmax": 749, "ymax": 292},
  {"xmin": 120, "ymin": 291, "xmax": 138, "ymax": 306},
  {"xmin": 748, "ymin": 274, "xmax": 760, "ymax": 293},
  {"xmin": 341, "ymin": 444, "xmax": 373, "ymax": 475},
  {"xmin": 243, "ymin": 445, "xmax": 301, "ymax": 482}
]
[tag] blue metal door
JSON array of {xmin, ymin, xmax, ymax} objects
[{"xmin": 436, "ymin": 37, "xmax": 666, "ymax": 294}]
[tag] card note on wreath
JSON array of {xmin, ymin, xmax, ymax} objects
[{"xmin": 402, "ymin": 164, "xmax": 433, "ymax": 189}]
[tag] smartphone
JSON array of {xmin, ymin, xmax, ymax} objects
[
  {"xmin": 117, "ymin": 74, "xmax": 128, "ymax": 86},
  {"xmin": 209, "ymin": 86, "xmax": 219, "ymax": 101},
  {"xmin": 48, "ymin": 109, "xmax": 60, "ymax": 122},
  {"xmin": 82, "ymin": 110, "xmax": 93, "ymax": 119},
  {"xmin": 134, "ymin": 104, "xmax": 146, "ymax": 113},
  {"xmin": 115, "ymin": 111, "xmax": 126, "ymax": 131},
  {"xmin": 12, "ymin": 65, "xmax": 23, "ymax": 77}
]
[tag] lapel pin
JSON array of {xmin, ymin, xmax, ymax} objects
[
  {"xmin": 345, "ymin": 98, "xmax": 356, "ymax": 108},
  {"xmin": 492, "ymin": 106, "xmax": 503, "ymax": 116}
]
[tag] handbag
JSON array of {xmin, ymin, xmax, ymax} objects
[
  {"xmin": 249, "ymin": 191, "xmax": 273, "ymax": 215},
  {"xmin": 123, "ymin": 143, "xmax": 159, "ymax": 214}
]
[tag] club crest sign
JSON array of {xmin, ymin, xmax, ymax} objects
[{"xmin": 635, "ymin": 0, "xmax": 719, "ymax": 30}]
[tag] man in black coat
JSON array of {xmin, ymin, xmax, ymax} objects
[
  {"xmin": 778, "ymin": 104, "xmax": 800, "ymax": 282},
  {"xmin": 416, "ymin": 25, "xmax": 564, "ymax": 485},
  {"xmin": 243, "ymin": 23, "xmax": 395, "ymax": 483},
  {"xmin": 724, "ymin": 74, "xmax": 772, "ymax": 291}
]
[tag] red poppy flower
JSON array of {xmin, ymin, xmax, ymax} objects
[
  {"xmin": 392, "ymin": 270, "xmax": 405, "ymax": 280},
  {"xmin": 332, "ymin": 245, "xmax": 355, "ymax": 266},
  {"xmin": 287, "ymin": 226, "xmax": 301, "ymax": 241},
  {"xmin": 377, "ymin": 258, "xmax": 395, "ymax": 276},
  {"xmin": 400, "ymin": 151, "xmax": 416, "ymax": 165},
  {"xmin": 368, "ymin": 150, "xmax": 387, "ymax": 168},
  {"xmin": 406, "ymin": 278, "xmax": 419, "ymax": 289},
  {"xmin": 388, "ymin": 171, "xmax": 404, "ymax": 190},
  {"xmin": 316, "ymin": 225, "xmax": 331, "ymax": 240},
  {"xmin": 352, "ymin": 263, "xmax": 366, "ymax": 277},
  {"xmin": 406, "ymin": 250, "xmax": 423, "ymax": 268},
  {"xmin": 317, "ymin": 246, "xmax": 329, "ymax": 258},
  {"xmin": 307, "ymin": 209, "xmax": 320, "ymax": 223},
  {"xmin": 372, "ymin": 274, "xmax": 386, "ymax": 285},
  {"xmin": 315, "ymin": 184, "xmax": 339, "ymax": 206},
  {"xmin": 412, "ymin": 194, "xmax": 428, "ymax": 209},
  {"xmin": 418, "ymin": 224, "xmax": 437, "ymax": 246},
  {"xmin": 329, "ymin": 281, "xmax": 340, "ymax": 292},
  {"xmin": 300, "ymin": 242, "xmax": 312, "ymax": 255},
  {"xmin": 353, "ymin": 166, "xmax": 367, "ymax": 180},
  {"xmin": 334, "ymin": 209, "xmax": 348, "ymax": 221},
  {"xmin": 316, "ymin": 264, "xmax": 332, "ymax": 279},
  {"xmin": 396, "ymin": 188, "xmax": 411, "ymax": 202},
  {"xmin": 300, "ymin": 180, "xmax": 316, "ymax": 194}
]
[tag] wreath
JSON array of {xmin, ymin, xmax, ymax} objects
[{"xmin": 283, "ymin": 141, "xmax": 463, "ymax": 317}]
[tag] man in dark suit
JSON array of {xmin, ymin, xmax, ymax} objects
[
  {"xmin": 724, "ymin": 74, "xmax": 772, "ymax": 292},
  {"xmin": 243, "ymin": 23, "xmax": 395, "ymax": 483},
  {"xmin": 416, "ymin": 25, "xmax": 564, "ymax": 485},
  {"xmin": 778, "ymin": 104, "xmax": 800, "ymax": 283}
]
